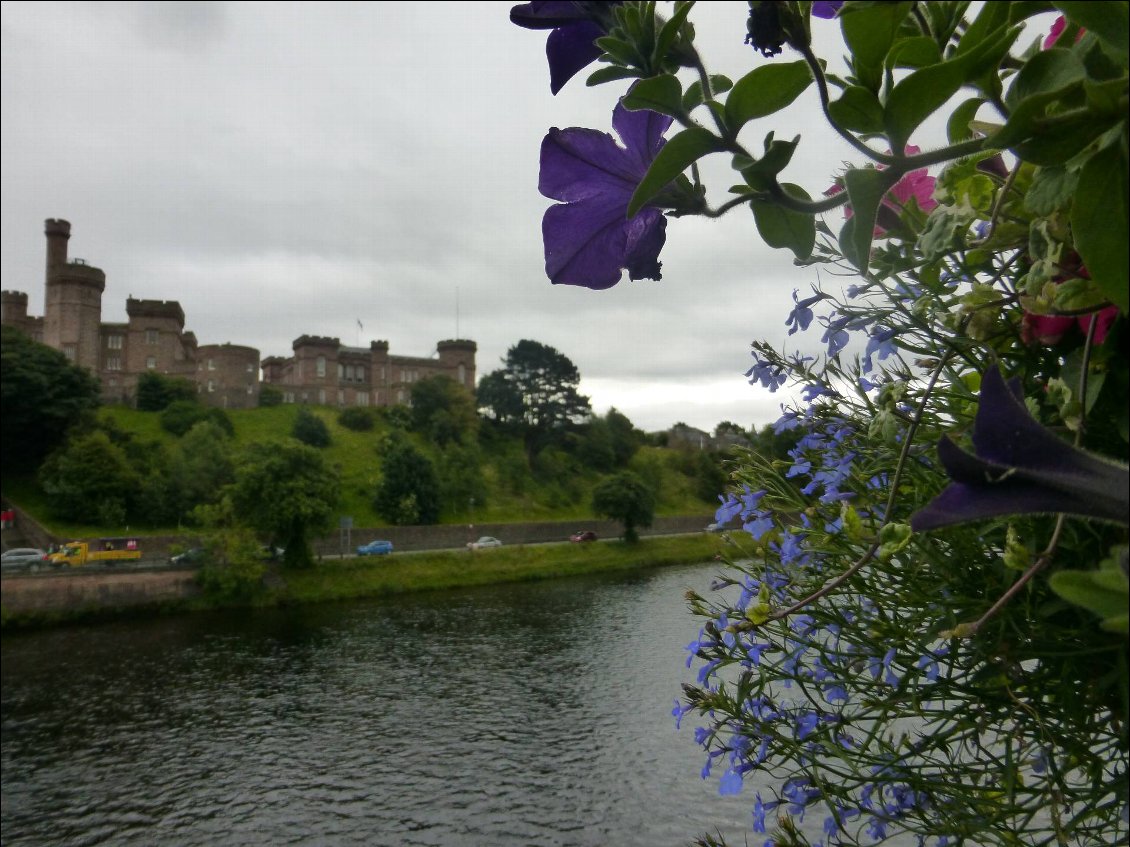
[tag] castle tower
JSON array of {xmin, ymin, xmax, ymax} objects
[
  {"xmin": 1, "ymin": 290, "xmax": 29, "ymax": 327},
  {"xmin": 437, "ymin": 339, "xmax": 477, "ymax": 390},
  {"xmin": 44, "ymin": 218, "xmax": 70, "ymax": 283},
  {"xmin": 42, "ymin": 219, "xmax": 105, "ymax": 369}
]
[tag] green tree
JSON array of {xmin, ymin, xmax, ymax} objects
[
  {"xmin": 162, "ymin": 420, "xmax": 236, "ymax": 525},
  {"xmin": 38, "ymin": 430, "xmax": 141, "ymax": 525},
  {"xmin": 411, "ymin": 374, "xmax": 478, "ymax": 445},
  {"xmin": 338, "ymin": 406, "xmax": 375, "ymax": 431},
  {"xmin": 0, "ymin": 326, "xmax": 102, "ymax": 472},
  {"xmin": 592, "ymin": 471, "xmax": 655, "ymax": 543},
  {"xmin": 226, "ymin": 441, "xmax": 340, "ymax": 568},
  {"xmin": 135, "ymin": 372, "xmax": 197, "ymax": 411},
  {"xmin": 374, "ymin": 439, "xmax": 440, "ymax": 525},
  {"xmin": 476, "ymin": 339, "xmax": 592, "ymax": 459},
  {"xmin": 292, "ymin": 407, "xmax": 331, "ymax": 448},
  {"xmin": 159, "ymin": 401, "xmax": 233, "ymax": 438},
  {"xmin": 258, "ymin": 385, "xmax": 283, "ymax": 407},
  {"xmin": 437, "ymin": 444, "xmax": 488, "ymax": 517}
]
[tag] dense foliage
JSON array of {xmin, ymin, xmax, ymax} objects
[
  {"xmin": 292, "ymin": 407, "xmax": 332, "ymax": 448},
  {"xmin": 0, "ymin": 326, "xmax": 101, "ymax": 472},
  {"xmin": 513, "ymin": 1, "xmax": 1128, "ymax": 845},
  {"xmin": 135, "ymin": 371, "xmax": 197, "ymax": 412},
  {"xmin": 373, "ymin": 438, "xmax": 441, "ymax": 526}
]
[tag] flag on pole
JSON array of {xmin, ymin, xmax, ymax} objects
[{"xmin": 357, "ymin": 319, "xmax": 363, "ymax": 330}]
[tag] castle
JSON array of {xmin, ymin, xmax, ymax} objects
[{"xmin": 1, "ymin": 220, "xmax": 477, "ymax": 409}]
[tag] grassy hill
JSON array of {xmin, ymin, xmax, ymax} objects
[{"xmin": 5, "ymin": 403, "xmax": 723, "ymax": 536}]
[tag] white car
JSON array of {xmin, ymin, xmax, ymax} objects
[
  {"xmin": 1, "ymin": 548, "xmax": 48, "ymax": 572},
  {"xmin": 467, "ymin": 536, "xmax": 503, "ymax": 551}
]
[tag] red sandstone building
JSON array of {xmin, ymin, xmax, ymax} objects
[{"xmin": 1, "ymin": 220, "xmax": 476, "ymax": 409}]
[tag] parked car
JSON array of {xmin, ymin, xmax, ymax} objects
[
  {"xmin": 570, "ymin": 530, "xmax": 597, "ymax": 543},
  {"xmin": 1, "ymin": 548, "xmax": 49, "ymax": 572},
  {"xmin": 169, "ymin": 547, "xmax": 209, "ymax": 566},
  {"xmin": 357, "ymin": 539, "xmax": 394, "ymax": 556},
  {"xmin": 467, "ymin": 536, "xmax": 503, "ymax": 551}
]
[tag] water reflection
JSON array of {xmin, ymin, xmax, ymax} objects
[{"xmin": 2, "ymin": 562, "xmax": 753, "ymax": 846}]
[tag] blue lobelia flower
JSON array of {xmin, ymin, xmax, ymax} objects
[
  {"xmin": 510, "ymin": 1, "xmax": 618, "ymax": 95},
  {"xmin": 539, "ymin": 101, "xmax": 672, "ymax": 288},
  {"xmin": 911, "ymin": 368, "xmax": 1130, "ymax": 531}
]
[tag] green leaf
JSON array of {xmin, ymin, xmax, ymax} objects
[
  {"xmin": 840, "ymin": 2, "xmax": 914, "ymax": 92},
  {"xmin": 947, "ymin": 97, "xmax": 985, "ymax": 143},
  {"xmin": 750, "ymin": 184, "xmax": 816, "ymax": 260},
  {"xmin": 1004, "ymin": 47, "xmax": 1087, "ymax": 108},
  {"xmin": 586, "ymin": 66, "xmax": 641, "ymax": 87},
  {"xmin": 828, "ymin": 86, "xmax": 885, "ymax": 134},
  {"xmin": 954, "ymin": 0, "xmax": 1012, "ymax": 55},
  {"xmin": 1024, "ymin": 166, "xmax": 1078, "ymax": 215},
  {"xmin": 681, "ymin": 74, "xmax": 732, "ymax": 113},
  {"xmin": 886, "ymin": 36, "xmax": 943, "ymax": 70},
  {"xmin": 1053, "ymin": 0, "xmax": 1130, "ymax": 65},
  {"xmin": 595, "ymin": 35, "xmax": 643, "ymax": 68},
  {"xmin": 653, "ymin": 0, "xmax": 694, "ymax": 65},
  {"xmin": 1072, "ymin": 142, "xmax": 1130, "ymax": 312},
  {"xmin": 627, "ymin": 128, "xmax": 722, "ymax": 218},
  {"xmin": 1049, "ymin": 562, "xmax": 1130, "ymax": 633},
  {"xmin": 724, "ymin": 61, "xmax": 813, "ymax": 135},
  {"xmin": 622, "ymin": 74, "xmax": 684, "ymax": 117},
  {"xmin": 741, "ymin": 134, "xmax": 801, "ymax": 190},
  {"xmin": 885, "ymin": 27, "xmax": 1020, "ymax": 150},
  {"xmin": 838, "ymin": 167, "xmax": 898, "ymax": 271}
]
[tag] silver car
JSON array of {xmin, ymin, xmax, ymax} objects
[{"xmin": 1, "ymin": 548, "xmax": 48, "ymax": 572}]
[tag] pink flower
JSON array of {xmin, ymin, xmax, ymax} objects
[
  {"xmin": 825, "ymin": 147, "xmax": 937, "ymax": 236},
  {"xmin": 1043, "ymin": 15, "xmax": 1083, "ymax": 49},
  {"xmin": 1021, "ymin": 306, "xmax": 1119, "ymax": 347}
]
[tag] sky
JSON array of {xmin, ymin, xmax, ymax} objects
[{"xmin": 1, "ymin": 1, "xmax": 964, "ymax": 433}]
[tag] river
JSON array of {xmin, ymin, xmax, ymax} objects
[{"xmin": 1, "ymin": 561, "xmax": 756, "ymax": 847}]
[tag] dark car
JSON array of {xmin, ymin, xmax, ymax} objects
[{"xmin": 570, "ymin": 530, "xmax": 597, "ymax": 543}]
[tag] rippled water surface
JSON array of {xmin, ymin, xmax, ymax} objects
[{"xmin": 2, "ymin": 562, "xmax": 756, "ymax": 846}]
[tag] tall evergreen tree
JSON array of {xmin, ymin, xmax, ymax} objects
[{"xmin": 476, "ymin": 339, "xmax": 591, "ymax": 458}]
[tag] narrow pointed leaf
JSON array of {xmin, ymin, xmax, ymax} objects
[
  {"xmin": 1072, "ymin": 143, "xmax": 1129, "ymax": 312},
  {"xmin": 838, "ymin": 167, "xmax": 896, "ymax": 271},
  {"xmin": 627, "ymin": 128, "xmax": 721, "ymax": 217}
]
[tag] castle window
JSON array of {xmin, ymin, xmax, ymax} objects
[
  {"xmin": 316, "ymin": 356, "xmax": 326, "ymax": 378},
  {"xmin": 106, "ymin": 356, "xmax": 121, "ymax": 372},
  {"xmin": 107, "ymin": 335, "xmax": 123, "ymax": 350},
  {"xmin": 357, "ymin": 365, "xmax": 365, "ymax": 382},
  {"xmin": 247, "ymin": 384, "xmax": 254, "ymax": 395},
  {"xmin": 338, "ymin": 363, "xmax": 345, "ymax": 380},
  {"xmin": 208, "ymin": 359, "xmax": 215, "ymax": 371},
  {"xmin": 246, "ymin": 363, "xmax": 254, "ymax": 373},
  {"xmin": 356, "ymin": 392, "xmax": 369, "ymax": 407},
  {"xmin": 62, "ymin": 344, "xmax": 76, "ymax": 361},
  {"xmin": 146, "ymin": 329, "xmax": 159, "ymax": 345},
  {"xmin": 318, "ymin": 389, "xmax": 326, "ymax": 404},
  {"xmin": 458, "ymin": 363, "xmax": 466, "ymax": 385},
  {"xmin": 207, "ymin": 380, "xmax": 215, "ymax": 393},
  {"xmin": 146, "ymin": 356, "xmax": 157, "ymax": 370},
  {"xmin": 337, "ymin": 390, "xmax": 345, "ymax": 405}
]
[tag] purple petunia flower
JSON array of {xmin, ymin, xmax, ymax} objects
[
  {"xmin": 812, "ymin": 1, "xmax": 845, "ymax": 18},
  {"xmin": 539, "ymin": 101, "xmax": 672, "ymax": 288},
  {"xmin": 510, "ymin": 1, "xmax": 618, "ymax": 95},
  {"xmin": 911, "ymin": 368, "xmax": 1130, "ymax": 531}
]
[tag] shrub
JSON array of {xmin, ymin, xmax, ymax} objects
[
  {"xmin": 292, "ymin": 408, "xmax": 331, "ymax": 448},
  {"xmin": 338, "ymin": 406, "xmax": 375, "ymax": 431}
]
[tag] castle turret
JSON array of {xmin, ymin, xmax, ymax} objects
[
  {"xmin": 43, "ymin": 220, "xmax": 105, "ymax": 370},
  {"xmin": 44, "ymin": 218, "xmax": 71, "ymax": 284},
  {"xmin": 1, "ymin": 290, "xmax": 29, "ymax": 327},
  {"xmin": 437, "ymin": 339, "xmax": 477, "ymax": 390}
]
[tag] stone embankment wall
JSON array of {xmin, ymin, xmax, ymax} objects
[{"xmin": 1, "ymin": 569, "xmax": 201, "ymax": 616}]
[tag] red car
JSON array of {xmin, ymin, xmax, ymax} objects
[{"xmin": 570, "ymin": 530, "xmax": 597, "ymax": 543}]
